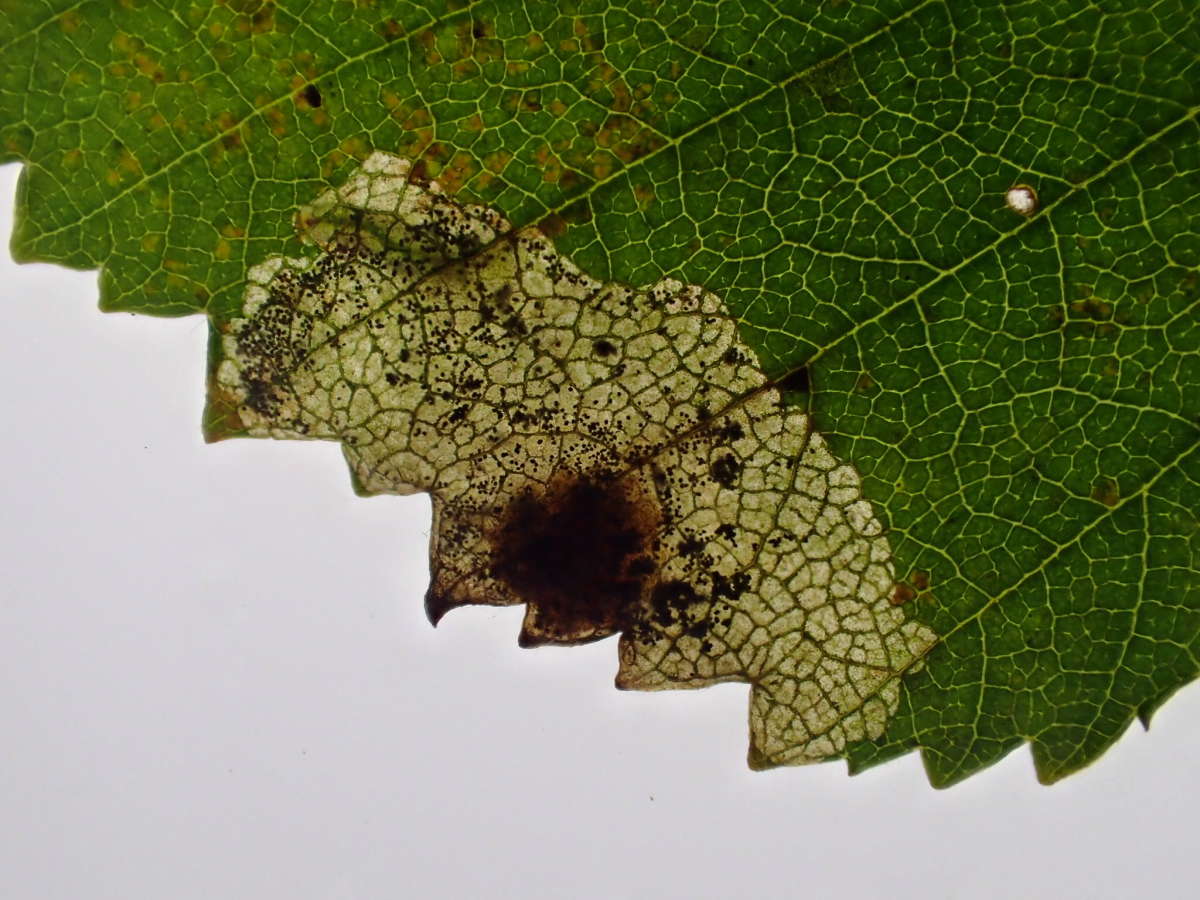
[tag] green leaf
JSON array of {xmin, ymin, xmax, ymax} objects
[{"xmin": 3, "ymin": 0, "xmax": 1198, "ymax": 785}]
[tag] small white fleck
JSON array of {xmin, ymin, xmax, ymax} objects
[{"xmin": 1005, "ymin": 183, "xmax": 1038, "ymax": 216}]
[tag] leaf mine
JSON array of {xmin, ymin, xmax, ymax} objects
[{"xmin": 209, "ymin": 151, "xmax": 937, "ymax": 767}]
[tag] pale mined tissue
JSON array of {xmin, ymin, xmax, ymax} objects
[{"xmin": 212, "ymin": 151, "xmax": 937, "ymax": 766}]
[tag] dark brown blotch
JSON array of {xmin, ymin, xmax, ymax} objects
[
  {"xmin": 711, "ymin": 571, "xmax": 750, "ymax": 603},
  {"xmin": 488, "ymin": 472, "xmax": 663, "ymax": 646},
  {"xmin": 718, "ymin": 422, "xmax": 744, "ymax": 443},
  {"xmin": 775, "ymin": 365, "xmax": 810, "ymax": 394},
  {"xmin": 649, "ymin": 579, "xmax": 700, "ymax": 628},
  {"xmin": 711, "ymin": 453, "xmax": 741, "ymax": 488},
  {"xmin": 242, "ymin": 376, "xmax": 279, "ymax": 416}
]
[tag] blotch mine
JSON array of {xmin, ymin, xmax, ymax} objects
[{"xmin": 212, "ymin": 151, "xmax": 939, "ymax": 770}]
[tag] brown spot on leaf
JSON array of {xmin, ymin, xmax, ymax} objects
[
  {"xmin": 539, "ymin": 213, "xmax": 567, "ymax": 238},
  {"xmin": 649, "ymin": 579, "xmax": 701, "ymax": 629},
  {"xmin": 483, "ymin": 471, "xmax": 664, "ymax": 646},
  {"xmin": 1070, "ymin": 296, "xmax": 1113, "ymax": 321},
  {"xmin": 1092, "ymin": 477, "xmax": 1120, "ymax": 508},
  {"xmin": 711, "ymin": 453, "xmax": 741, "ymax": 488}
]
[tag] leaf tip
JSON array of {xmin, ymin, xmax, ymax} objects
[
  {"xmin": 424, "ymin": 587, "xmax": 451, "ymax": 628},
  {"xmin": 746, "ymin": 744, "xmax": 776, "ymax": 771}
]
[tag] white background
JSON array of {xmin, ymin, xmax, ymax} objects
[{"xmin": 1, "ymin": 162, "xmax": 1197, "ymax": 899}]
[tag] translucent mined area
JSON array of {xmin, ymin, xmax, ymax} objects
[{"xmin": 212, "ymin": 152, "xmax": 936, "ymax": 767}]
